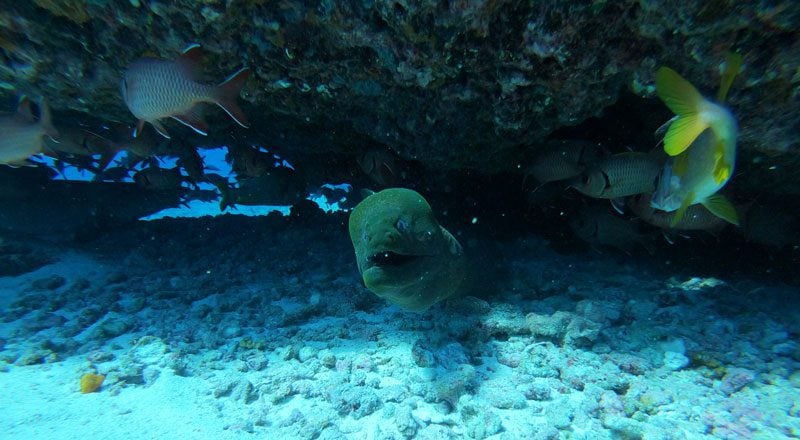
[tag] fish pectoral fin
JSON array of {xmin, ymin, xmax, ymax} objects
[
  {"xmin": 701, "ymin": 194, "xmax": 739, "ymax": 226},
  {"xmin": 712, "ymin": 140, "xmax": 731, "ymax": 184},
  {"xmin": 133, "ymin": 120, "xmax": 146, "ymax": 138},
  {"xmin": 172, "ymin": 108, "xmax": 209, "ymax": 136},
  {"xmin": 610, "ymin": 198, "xmax": 626, "ymax": 215},
  {"xmin": 670, "ymin": 192, "xmax": 695, "ymax": 228},
  {"xmin": 150, "ymin": 120, "xmax": 172, "ymax": 139}
]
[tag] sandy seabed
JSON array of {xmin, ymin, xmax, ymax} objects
[{"xmin": 1, "ymin": 214, "xmax": 798, "ymax": 440}]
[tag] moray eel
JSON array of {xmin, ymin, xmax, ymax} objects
[{"xmin": 348, "ymin": 188, "xmax": 465, "ymax": 312}]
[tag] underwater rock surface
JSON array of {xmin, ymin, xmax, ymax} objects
[{"xmin": 1, "ymin": 1, "xmax": 798, "ymax": 192}]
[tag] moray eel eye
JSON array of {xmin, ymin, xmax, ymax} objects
[{"xmin": 369, "ymin": 251, "xmax": 418, "ymax": 267}]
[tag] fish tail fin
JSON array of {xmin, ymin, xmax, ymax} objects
[
  {"xmin": 701, "ymin": 193, "xmax": 739, "ymax": 226},
  {"xmin": 219, "ymin": 188, "xmax": 234, "ymax": 211},
  {"xmin": 214, "ymin": 67, "xmax": 251, "ymax": 128},
  {"xmin": 716, "ymin": 52, "xmax": 743, "ymax": 103},
  {"xmin": 207, "ymin": 173, "xmax": 234, "ymax": 211},
  {"xmin": 37, "ymin": 98, "xmax": 59, "ymax": 139},
  {"xmin": 656, "ymin": 67, "xmax": 708, "ymax": 156}
]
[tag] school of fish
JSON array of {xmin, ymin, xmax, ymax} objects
[{"xmin": 2, "ymin": 46, "xmax": 792, "ymax": 255}]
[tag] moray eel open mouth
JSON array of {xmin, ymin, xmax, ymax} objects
[
  {"xmin": 367, "ymin": 250, "xmax": 422, "ymax": 267},
  {"xmin": 348, "ymin": 188, "xmax": 465, "ymax": 311}
]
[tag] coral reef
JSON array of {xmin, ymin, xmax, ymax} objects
[{"xmin": 0, "ymin": 1, "xmax": 797, "ymax": 194}]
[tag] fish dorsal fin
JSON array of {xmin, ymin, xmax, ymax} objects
[
  {"xmin": 16, "ymin": 95, "xmax": 34, "ymax": 122},
  {"xmin": 656, "ymin": 67, "xmax": 708, "ymax": 157},
  {"xmin": 717, "ymin": 52, "xmax": 742, "ymax": 103},
  {"xmin": 701, "ymin": 193, "xmax": 739, "ymax": 226},
  {"xmin": 177, "ymin": 43, "xmax": 203, "ymax": 79}
]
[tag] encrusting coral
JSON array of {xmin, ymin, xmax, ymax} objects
[{"xmin": 79, "ymin": 373, "xmax": 104, "ymax": 393}]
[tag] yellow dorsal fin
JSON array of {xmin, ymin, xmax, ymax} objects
[
  {"xmin": 670, "ymin": 191, "xmax": 694, "ymax": 228},
  {"xmin": 701, "ymin": 193, "xmax": 739, "ymax": 226},
  {"xmin": 656, "ymin": 67, "xmax": 708, "ymax": 156},
  {"xmin": 712, "ymin": 139, "xmax": 731, "ymax": 184},
  {"xmin": 717, "ymin": 52, "xmax": 743, "ymax": 103}
]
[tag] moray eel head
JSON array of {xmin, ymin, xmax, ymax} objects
[{"xmin": 349, "ymin": 188, "xmax": 464, "ymax": 311}]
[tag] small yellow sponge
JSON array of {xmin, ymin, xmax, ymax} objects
[{"xmin": 79, "ymin": 373, "xmax": 105, "ymax": 394}]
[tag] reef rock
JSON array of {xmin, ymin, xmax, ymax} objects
[{"xmin": 0, "ymin": 1, "xmax": 798, "ymax": 191}]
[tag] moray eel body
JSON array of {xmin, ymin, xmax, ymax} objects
[{"xmin": 348, "ymin": 188, "xmax": 465, "ymax": 312}]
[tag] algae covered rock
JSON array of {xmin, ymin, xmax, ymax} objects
[{"xmin": 348, "ymin": 188, "xmax": 465, "ymax": 311}]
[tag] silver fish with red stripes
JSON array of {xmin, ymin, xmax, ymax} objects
[{"xmin": 121, "ymin": 44, "xmax": 251, "ymax": 139}]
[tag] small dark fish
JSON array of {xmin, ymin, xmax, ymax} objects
[
  {"xmin": 121, "ymin": 44, "xmax": 251, "ymax": 138},
  {"xmin": 571, "ymin": 152, "xmax": 661, "ymax": 199},
  {"xmin": 628, "ymin": 193, "xmax": 727, "ymax": 232},
  {"xmin": 44, "ymin": 125, "xmax": 121, "ymax": 170},
  {"xmin": 357, "ymin": 149, "xmax": 398, "ymax": 186},
  {"xmin": 226, "ymin": 144, "xmax": 274, "ymax": 179},
  {"xmin": 525, "ymin": 140, "xmax": 602, "ymax": 185},
  {"xmin": 570, "ymin": 205, "xmax": 655, "ymax": 254},
  {"xmin": 176, "ymin": 143, "xmax": 206, "ymax": 185},
  {"xmin": 184, "ymin": 188, "xmax": 220, "ymax": 203},
  {"xmin": 93, "ymin": 166, "xmax": 132, "ymax": 182},
  {"xmin": 133, "ymin": 166, "xmax": 184, "ymax": 191},
  {"xmin": 110, "ymin": 126, "xmax": 171, "ymax": 168},
  {"xmin": 210, "ymin": 167, "xmax": 305, "ymax": 210}
]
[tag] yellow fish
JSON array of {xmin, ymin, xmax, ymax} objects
[{"xmin": 650, "ymin": 53, "xmax": 742, "ymax": 226}]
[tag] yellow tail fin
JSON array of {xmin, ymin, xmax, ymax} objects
[{"xmin": 656, "ymin": 67, "xmax": 708, "ymax": 157}]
